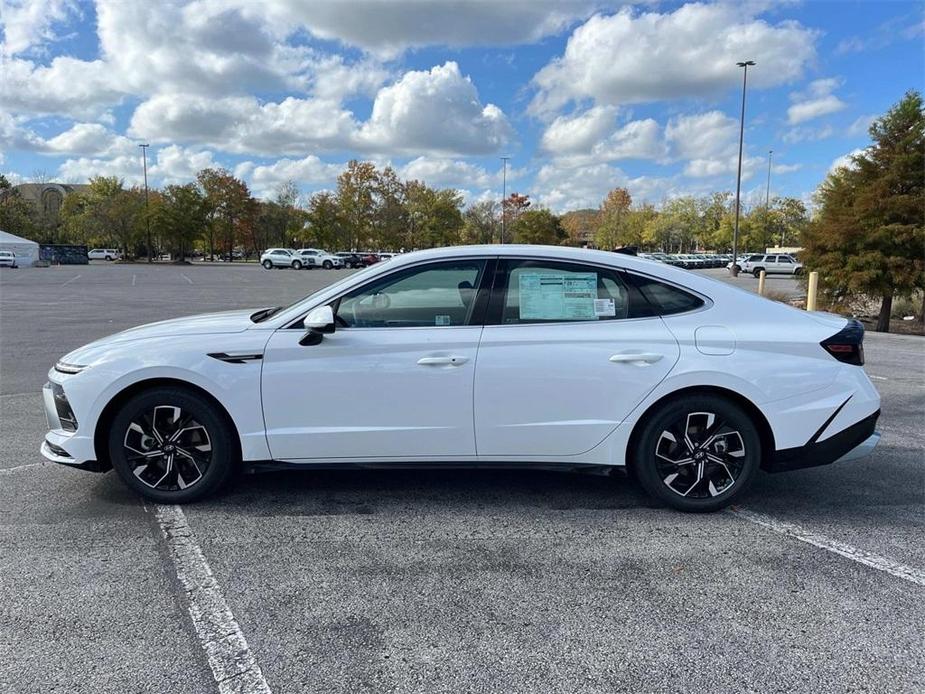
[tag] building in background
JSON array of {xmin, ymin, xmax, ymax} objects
[{"xmin": 12, "ymin": 183, "xmax": 91, "ymax": 237}]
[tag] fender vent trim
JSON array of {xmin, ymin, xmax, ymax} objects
[{"xmin": 207, "ymin": 352, "xmax": 263, "ymax": 364}]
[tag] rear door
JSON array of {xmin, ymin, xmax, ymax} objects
[{"xmin": 473, "ymin": 259, "xmax": 680, "ymax": 457}]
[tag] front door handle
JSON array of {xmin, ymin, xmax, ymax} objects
[
  {"xmin": 417, "ymin": 356, "xmax": 469, "ymax": 366},
  {"xmin": 609, "ymin": 353, "xmax": 663, "ymax": 364}
]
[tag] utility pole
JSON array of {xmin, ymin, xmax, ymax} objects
[
  {"xmin": 731, "ymin": 60, "xmax": 755, "ymax": 277},
  {"xmin": 139, "ymin": 144, "xmax": 151, "ymax": 263},
  {"xmin": 500, "ymin": 156, "xmax": 509, "ymax": 244},
  {"xmin": 765, "ymin": 149, "xmax": 775, "ymax": 248}
]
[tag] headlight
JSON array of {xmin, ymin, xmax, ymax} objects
[{"xmin": 54, "ymin": 361, "xmax": 89, "ymax": 374}]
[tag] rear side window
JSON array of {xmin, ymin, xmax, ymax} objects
[
  {"xmin": 491, "ymin": 259, "xmax": 654, "ymax": 324},
  {"xmin": 629, "ymin": 274, "xmax": 705, "ymax": 315}
]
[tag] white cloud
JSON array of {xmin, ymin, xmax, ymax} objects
[
  {"xmin": 357, "ymin": 62, "xmax": 512, "ymax": 156},
  {"xmin": 54, "ymin": 145, "xmax": 218, "ymax": 187},
  {"xmin": 0, "ymin": 57, "xmax": 125, "ymax": 119},
  {"xmin": 782, "ymin": 124, "xmax": 835, "ymax": 143},
  {"xmin": 846, "ymin": 114, "xmax": 875, "ymax": 137},
  {"xmin": 43, "ymin": 123, "xmax": 136, "ymax": 157},
  {"xmin": 398, "ymin": 157, "xmax": 515, "ymax": 190},
  {"xmin": 540, "ymin": 107, "xmax": 617, "ymax": 155},
  {"xmin": 530, "ymin": 4, "xmax": 817, "ymax": 115},
  {"xmin": 0, "ymin": 0, "xmax": 78, "ymax": 56},
  {"xmin": 234, "ymin": 155, "xmax": 341, "ymax": 197},
  {"xmin": 829, "ymin": 148, "xmax": 866, "ymax": 175},
  {"xmin": 665, "ymin": 111, "xmax": 738, "ymax": 161},
  {"xmin": 247, "ymin": 0, "xmax": 606, "ymax": 58},
  {"xmin": 532, "ymin": 160, "xmax": 676, "ymax": 212},
  {"xmin": 787, "ymin": 78, "xmax": 847, "ymax": 124}
]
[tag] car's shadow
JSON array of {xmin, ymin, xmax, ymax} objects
[{"xmin": 206, "ymin": 466, "xmax": 662, "ymax": 515}]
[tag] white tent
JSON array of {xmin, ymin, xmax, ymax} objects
[{"xmin": 0, "ymin": 229, "xmax": 39, "ymax": 267}]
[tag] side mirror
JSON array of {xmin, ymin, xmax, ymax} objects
[{"xmin": 299, "ymin": 305, "xmax": 335, "ymax": 346}]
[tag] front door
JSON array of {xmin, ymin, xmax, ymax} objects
[
  {"xmin": 261, "ymin": 259, "xmax": 489, "ymax": 460},
  {"xmin": 473, "ymin": 259, "xmax": 680, "ymax": 457}
]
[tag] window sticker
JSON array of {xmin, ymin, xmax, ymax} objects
[
  {"xmin": 435, "ymin": 314, "xmax": 451, "ymax": 326},
  {"xmin": 518, "ymin": 272, "xmax": 598, "ymax": 320},
  {"xmin": 593, "ymin": 298, "xmax": 616, "ymax": 317}
]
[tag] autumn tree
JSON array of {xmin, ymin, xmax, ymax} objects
[
  {"xmin": 802, "ymin": 90, "xmax": 925, "ymax": 331},
  {"xmin": 560, "ymin": 209, "xmax": 600, "ymax": 247},
  {"xmin": 60, "ymin": 177, "xmax": 144, "ymax": 256},
  {"xmin": 462, "ymin": 200, "xmax": 500, "ymax": 244},
  {"xmin": 501, "ymin": 193, "xmax": 530, "ymax": 243},
  {"xmin": 304, "ymin": 191, "xmax": 345, "ymax": 250},
  {"xmin": 336, "ymin": 160, "xmax": 378, "ymax": 250},
  {"xmin": 513, "ymin": 209, "xmax": 566, "ymax": 245},
  {"xmin": 595, "ymin": 188, "xmax": 632, "ymax": 250},
  {"xmin": 197, "ymin": 169, "xmax": 254, "ymax": 260}
]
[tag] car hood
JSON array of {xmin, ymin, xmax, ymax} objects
[{"xmin": 60, "ymin": 308, "xmax": 260, "ymax": 363}]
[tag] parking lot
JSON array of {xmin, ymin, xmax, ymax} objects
[{"xmin": 1, "ymin": 262, "xmax": 923, "ymax": 693}]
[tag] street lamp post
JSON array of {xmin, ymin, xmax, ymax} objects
[
  {"xmin": 139, "ymin": 144, "xmax": 151, "ymax": 263},
  {"xmin": 730, "ymin": 60, "xmax": 755, "ymax": 277},
  {"xmin": 765, "ymin": 148, "xmax": 773, "ymax": 246},
  {"xmin": 500, "ymin": 156, "xmax": 509, "ymax": 244}
]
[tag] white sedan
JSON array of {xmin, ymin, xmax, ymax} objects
[{"xmin": 41, "ymin": 246, "xmax": 880, "ymax": 512}]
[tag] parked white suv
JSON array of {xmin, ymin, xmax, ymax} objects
[
  {"xmin": 297, "ymin": 248, "xmax": 343, "ymax": 269},
  {"xmin": 260, "ymin": 248, "xmax": 304, "ymax": 269},
  {"xmin": 88, "ymin": 248, "xmax": 121, "ymax": 261},
  {"xmin": 0, "ymin": 250, "xmax": 17, "ymax": 268},
  {"xmin": 740, "ymin": 254, "xmax": 804, "ymax": 277}
]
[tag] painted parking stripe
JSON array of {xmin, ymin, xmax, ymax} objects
[
  {"xmin": 180, "ymin": 273, "xmax": 194, "ymax": 285},
  {"xmin": 732, "ymin": 508, "xmax": 925, "ymax": 587},
  {"xmin": 154, "ymin": 504, "xmax": 273, "ymax": 694},
  {"xmin": 61, "ymin": 274, "xmax": 82, "ymax": 286},
  {"xmin": 0, "ymin": 462, "xmax": 46, "ymax": 474}
]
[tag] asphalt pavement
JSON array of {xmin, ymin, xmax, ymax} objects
[{"xmin": 1, "ymin": 262, "xmax": 922, "ymax": 694}]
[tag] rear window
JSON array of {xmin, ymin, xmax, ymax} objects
[{"xmin": 629, "ymin": 274, "xmax": 705, "ymax": 315}]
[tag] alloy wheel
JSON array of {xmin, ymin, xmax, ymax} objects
[
  {"xmin": 123, "ymin": 405, "xmax": 212, "ymax": 491},
  {"xmin": 654, "ymin": 411, "xmax": 746, "ymax": 498}
]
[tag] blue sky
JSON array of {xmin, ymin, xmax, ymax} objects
[{"xmin": 1, "ymin": 1, "xmax": 922, "ymax": 211}]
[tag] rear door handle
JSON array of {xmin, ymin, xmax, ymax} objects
[
  {"xmin": 417, "ymin": 356, "xmax": 469, "ymax": 366},
  {"xmin": 609, "ymin": 353, "xmax": 663, "ymax": 364}
]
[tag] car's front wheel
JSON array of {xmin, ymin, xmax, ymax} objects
[
  {"xmin": 108, "ymin": 387, "xmax": 238, "ymax": 503},
  {"xmin": 323, "ymin": 260, "xmax": 333, "ymax": 269},
  {"xmin": 632, "ymin": 394, "xmax": 761, "ymax": 512},
  {"xmin": 262, "ymin": 259, "xmax": 273, "ymax": 269},
  {"xmin": 292, "ymin": 259, "xmax": 303, "ymax": 270}
]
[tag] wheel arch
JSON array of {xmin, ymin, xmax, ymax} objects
[
  {"xmin": 624, "ymin": 385, "xmax": 775, "ymax": 473},
  {"xmin": 93, "ymin": 377, "xmax": 243, "ymax": 469}
]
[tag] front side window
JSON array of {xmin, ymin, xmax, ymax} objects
[
  {"xmin": 494, "ymin": 260, "xmax": 641, "ymax": 324},
  {"xmin": 336, "ymin": 260, "xmax": 486, "ymax": 328}
]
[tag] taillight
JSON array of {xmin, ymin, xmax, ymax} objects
[{"xmin": 821, "ymin": 319, "xmax": 865, "ymax": 366}]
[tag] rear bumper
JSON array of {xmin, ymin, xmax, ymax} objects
[{"xmin": 764, "ymin": 410, "xmax": 880, "ymax": 473}]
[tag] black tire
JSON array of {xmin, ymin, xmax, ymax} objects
[
  {"xmin": 292, "ymin": 259, "xmax": 303, "ymax": 270},
  {"xmin": 262, "ymin": 259, "xmax": 273, "ymax": 269},
  {"xmin": 105, "ymin": 256, "xmax": 112, "ymax": 261},
  {"xmin": 108, "ymin": 387, "xmax": 238, "ymax": 503},
  {"xmin": 323, "ymin": 260, "xmax": 333, "ymax": 269},
  {"xmin": 752, "ymin": 267, "xmax": 764, "ymax": 278},
  {"xmin": 632, "ymin": 394, "xmax": 761, "ymax": 512},
  {"xmin": 794, "ymin": 267, "xmax": 803, "ymax": 276}
]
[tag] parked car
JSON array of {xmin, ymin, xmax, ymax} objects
[
  {"xmin": 260, "ymin": 248, "xmax": 303, "ymax": 269},
  {"xmin": 42, "ymin": 245, "xmax": 879, "ymax": 512},
  {"xmin": 377, "ymin": 252, "xmax": 399, "ymax": 262},
  {"xmin": 726, "ymin": 254, "xmax": 755, "ymax": 272},
  {"xmin": 361, "ymin": 253, "xmax": 380, "ymax": 266},
  {"xmin": 297, "ymin": 248, "xmax": 344, "ymax": 269},
  {"xmin": 88, "ymin": 248, "xmax": 121, "ymax": 261},
  {"xmin": 335, "ymin": 252, "xmax": 368, "ymax": 269},
  {"xmin": 740, "ymin": 254, "xmax": 804, "ymax": 277},
  {"xmin": 0, "ymin": 250, "xmax": 17, "ymax": 268}
]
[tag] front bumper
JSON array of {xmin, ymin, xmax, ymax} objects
[
  {"xmin": 764, "ymin": 410, "xmax": 881, "ymax": 473},
  {"xmin": 41, "ymin": 381, "xmax": 109, "ymax": 471}
]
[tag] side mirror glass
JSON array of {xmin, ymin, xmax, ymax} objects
[{"xmin": 300, "ymin": 305, "xmax": 335, "ymax": 346}]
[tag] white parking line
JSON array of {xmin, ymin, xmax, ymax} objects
[
  {"xmin": 868, "ymin": 375, "xmax": 887, "ymax": 381},
  {"xmin": 0, "ymin": 462, "xmax": 46, "ymax": 474},
  {"xmin": 180, "ymin": 273, "xmax": 194, "ymax": 285},
  {"xmin": 61, "ymin": 274, "xmax": 82, "ymax": 286},
  {"xmin": 132, "ymin": 274, "xmax": 137, "ymax": 286},
  {"xmin": 732, "ymin": 508, "xmax": 925, "ymax": 587},
  {"xmin": 154, "ymin": 504, "xmax": 273, "ymax": 694}
]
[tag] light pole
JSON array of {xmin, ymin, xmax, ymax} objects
[
  {"xmin": 765, "ymin": 149, "xmax": 774, "ymax": 248},
  {"xmin": 139, "ymin": 143, "xmax": 151, "ymax": 263},
  {"xmin": 730, "ymin": 60, "xmax": 755, "ymax": 277},
  {"xmin": 500, "ymin": 156, "xmax": 509, "ymax": 244}
]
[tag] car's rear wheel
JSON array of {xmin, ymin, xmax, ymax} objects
[
  {"xmin": 108, "ymin": 387, "xmax": 238, "ymax": 503},
  {"xmin": 292, "ymin": 259, "xmax": 302, "ymax": 270},
  {"xmin": 752, "ymin": 267, "xmax": 764, "ymax": 278},
  {"xmin": 262, "ymin": 259, "xmax": 273, "ymax": 269},
  {"xmin": 632, "ymin": 394, "xmax": 761, "ymax": 512}
]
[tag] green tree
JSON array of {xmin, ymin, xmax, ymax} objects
[
  {"xmin": 513, "ymin": 208, "xmax": 566, "ymax": 245},
  {"xmin": 0, "ymin": 174, "xmax": 39, "ymax": 240},
  {"xmin": 159, "ymin": 184, "xmax": 206, "ymax": 261},
  {"xmin": 197, "ymin": 169, "xmax": 253, "ymax": 260},
  {"xmin": 304, "ymin": 191, "xmax": 344, "ymax": 250},
  {"xmin": 462, "ymin": 200, "xmax": 500, "ymax": 244},
  {"xmin": 802, "ymin": 90, "xmax": 925, "ymax": 331},
  {"xmin": 336, "ymin": 160, "xmax": 378, "ymax": 250}
]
